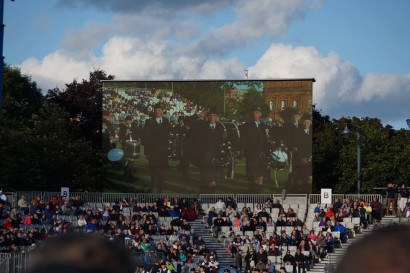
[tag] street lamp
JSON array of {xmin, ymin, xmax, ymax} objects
[
  {"xmin": 0, "ymin": 0, "xmax": 15, "ymax": 112},
  {"xmin": 342, "ymin": 122, "xmax": 365, "ymax": 195}
]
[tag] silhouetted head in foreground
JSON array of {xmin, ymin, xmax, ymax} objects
[
  {"xmin": 336, "ymin": 224, "xmax": 410, "ymax": 273},
  {"xmin": 28, "ymin": 233, "xmax": 135, "ymax": 273}
]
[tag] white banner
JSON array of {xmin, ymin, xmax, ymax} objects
[
  {"xmin": 61, "ymin": 187, "xmax": 70, "ymax": 201},
  {"xmin": 321, "ymin": 188, "xmax": 332, "ymax": 204}
]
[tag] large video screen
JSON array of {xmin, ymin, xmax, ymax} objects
[{"xmin": 102, "ymin": 80, "xmax": 313, "ymax": 194}]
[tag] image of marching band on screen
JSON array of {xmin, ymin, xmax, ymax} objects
[{"xmin": 102, "ymin": 80, "xmax": 313, "ymax": 194}]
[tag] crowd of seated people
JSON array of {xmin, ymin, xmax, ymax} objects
[
  {"xmin": 201, "ymin": 196, "xmax": 390, "ymax": 273},
  {"xmin": 2, "ymin": 194, "xmax": 226, "ymax": 273}
]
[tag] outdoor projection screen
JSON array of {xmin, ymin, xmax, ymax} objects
[{"xmin": 102, "ymin": 80, "xmax": 314, "ymax": 194}]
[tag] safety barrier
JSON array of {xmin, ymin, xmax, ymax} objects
[
  {"xmin": 0, "ymin": 253, "xmax": 29, "ymax": 273},
  {"xmin": 11, "ymin": 192, "xmax": 383, "ymax": 207},
  {"xmin": 0, "ymin": 251, "xmax": 164, "ymax": 273}
]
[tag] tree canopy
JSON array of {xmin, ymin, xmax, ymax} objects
[{"xmin": 0, "ymin": 67, "xmax": 110, "ymax": 191}]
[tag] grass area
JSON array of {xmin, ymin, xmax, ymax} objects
[{"xmin": 106, "ymin": 145, "xmax": 291, "ymax": 194}]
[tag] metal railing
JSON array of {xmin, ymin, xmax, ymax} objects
[
  {"xmin": 11, "ymin": 191, "xmax": 383, "ymax": 207},
  {"xmin": 0, "ymin": 254, "xmax": 29, "ymax": 273}
]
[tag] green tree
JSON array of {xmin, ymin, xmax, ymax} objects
[
  {"xmin": 0, "ymin": 67, "xmax": 108, "ymax": 191},
  {"xmin": 2, "ymin": 65, "xmax": 43, "ymax": 119},
  {"xmin": 46, "ymin": 70, "xmax": 115, "ymax": 151}
]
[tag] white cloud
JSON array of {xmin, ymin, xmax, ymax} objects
[
  {"xmin": 19, "ymin": 51, "xmax": 91, "ymax": 90},
  {"xmin": 15, "ymin": 0, "xmax": 409, "ymax": 128},
  {"xmin": 249, "ymin": 44, "xmax": 410, "ymax": 126}
]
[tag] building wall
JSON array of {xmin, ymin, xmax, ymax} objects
[{"xmin": 263, "ymin": 80, "xmax": 313, "ymax": 122}]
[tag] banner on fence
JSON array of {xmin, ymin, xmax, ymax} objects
[
  {"xmin": 321, "ymin": 188, "xmax": 332, "ymax": 204},
  {"xmin": 61, "ymin": 187, "xmax": 70, "ymax": 201}
]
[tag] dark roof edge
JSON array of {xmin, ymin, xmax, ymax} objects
[{"xmin": 101, "ymin": 78, "xmax": 316, "ymax": 83}]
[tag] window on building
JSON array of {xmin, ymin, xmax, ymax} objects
[
  {"xmin": 292, "ymin": 100, "xmax": 298, "ymax": 109},
  {"xmin": 280, "ymin": 100, "xmax": 286, "ymax": 110}
]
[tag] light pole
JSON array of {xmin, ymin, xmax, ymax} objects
[
  {"xmin": 342, "ymin": 122, "xmax": 365, "ymax": 196},
  {"xmin": 0, "ymin": 0, "xmax": 14, "ymax": 112}
]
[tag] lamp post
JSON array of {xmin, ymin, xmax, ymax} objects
[
  {"xmin": 0, "ymin": 0, "xmax": 14, "ymax": 112},
  {"xmin": 342, "ymin": 123, "xmax": 365, "ymax": 196}
]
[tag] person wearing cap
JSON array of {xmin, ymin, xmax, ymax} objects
[
  {"xmin": 143, "ymin": 103, "xmax": 171, "ymax": 193},
  {"xmin": 196, "ymin": 108, "xmax": 226, "ymax": 193},
  {"xmin": 291, "ymin": 113, "xmax": 312, "ymax": 194},
  {"xmin": 239, "ymin": 106, "xmax": 270, "ymax": 193}
]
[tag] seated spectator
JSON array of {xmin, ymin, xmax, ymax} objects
[
  {"xmin": 333, "ymin": 198, "xmax": 343, "ymax": 213},
  {"xmin": 325, "ymin": 207, "xmax": 335, "ymax": 220},
  {"xmin": 334, "ymin": 221, "xmax": 347, "ymax": 243},
  {"xmin": 316, "ymin": 233, "xmax": 326, "ymax": 257},
  {"xmin": 293, "ymin": 216, "xmax": 304, "ymax": 227},
  {"xmin": 226, "ymin": 205, "xmax": 237, "ymax": 220},
  {"xmin": 265, "ymin": 198, "xmax": 274, "ymax": 211},
  {"xmin": 318, "ymin": 217, "xmax": 327, "ymax": 228},
  {"xmin": 215, "ymin": 198, "xmax": 226, "ymax": 213},
  {"xmin": 225, "ymin": 196, "xmax": 237, "ymax": 210},
  {"xmin": 266, "ymin": 216, "xmax": 275, "ymax": 228},
  {"xmin": 269, "ymin": 233, "xmax": 280, "ymax": 247},
  {"xmin": 314, "ymin": 209, "xmax": 325, "ymax": 222},
  {"xmin": 301, "ymin": 224, "xmax": 309, "ymax": 236},
  {"xmin": 334, "ymin": 211, "xmax": 344, "ymax": 223},
  {"xmin": 278, "ymin": 208, "xmax": 286, "ymax": 218},
  {"xmin": 323, "ymin": 220, "xmax": 335, "ymax": 233},
  {"xmin": 289, "ymin": 233, "xmax": 299, "ymax": 247},
  {"xmin": 231, "ymin": 234, "xmax": 243, "ymax": 256},
  {"xmin": 17, "ymin": 195, "xmax": 29, "ymax": 215},
  {"xmin": 233, "ymin": 216, "xmax": 242, "ymax": 228},
  {"xmin": 244, "ymin": 249, "xmax": 257, "ymax": 272},
  {"xmin": 255, "ymin": 204, "xmax": 263, "ymax": 215},
  {"xmin": 85, "ymin": 218, "xmax": 98, "ymax": 232},
  {"xmin": 307, "ymin": 240, "xmax": 319, "ymax": 264},
  {"xmin": 294, "ymin": 248, "xmax": 308, "ymax": 273},
  {"xmin": 267, "ymin": 241, "xmax": 279, "ymax": 256},
  {"xmin": 77, "ymin": 214, "xmax": 87, "ymax": 227},
  {"xmin": 282, "ymin": 250, "xmax": 294, "ymax": 266},
  {"xmin": 276, "ymin": 215, "xmax": 286, "ymax": 227},
  {"xmin": 255, "ymin": 258, "xmax": 266, "ymax": 272},
  {"xmin": 266, "ymin": 259, "xmax": 275, "ymax": 273},
  {"xmin": 207, "ymin": 207, "xmax": 218, "ymax": 228},
  {"xmin": 272, "ymin": 199, "xmax": 282, "ymax": 209},
  {"xmin": 363, "ymin": 201, "xmax": 373, "ymax": 222},
  {"xmin": 307, "ymin": 230, "xmax": 317, "ymax": 243},
  {"xmin": 213, "ymin": 214, "xmax": 224, "ymax": 238},
  {"xmin": 256, "ymin": 217, "xmax": 267, "ymax": 232},
  {"xmin": 224, "ymin": 216, "xmax": 233, "ymax": 227},
  {"xmin": 258, "ymin": 208, "xmax": 270, "ymax": 219},
  {"xmin": 180, "ymin": 219, "xmax": 191, "ymax": 232},
  {"xmin": 313, "ymin": 203, "xmax": 321, "ymax": 214},
  {"xmin": 242, "ymin": 220, "xmax": 255, "ymax": 234},
  {"xmin": 324, "ymin": 232, "xmax": 334, "ymax": 253},
  {"xmin": 286, "ymin": 208, "xmax": 296, "ymax": 218},
  {"xmin": 279, "ymin": 231, "xmax": 290, "ymax": 246}
]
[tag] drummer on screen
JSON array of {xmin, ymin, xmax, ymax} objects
[
  {"xmin": 118, "ymin": 115, "xmax": 140, "ymax": 153},
  {"xmin": 239, "ymin": 106, "xmax": 270, "ymax": 193}
]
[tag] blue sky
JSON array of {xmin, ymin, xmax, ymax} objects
[{"xmin": 3, "ymin": 0, "xmax": 410, "ymax": 129}]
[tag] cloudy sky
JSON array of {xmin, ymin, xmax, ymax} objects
[{"xmin": 4, "ymin": 0, "xmax": 410, "ymax": 129}]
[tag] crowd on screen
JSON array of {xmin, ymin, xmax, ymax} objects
[{"xmin": 103, "ymin": 88, "xmax": 203, "ymax": 126}]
